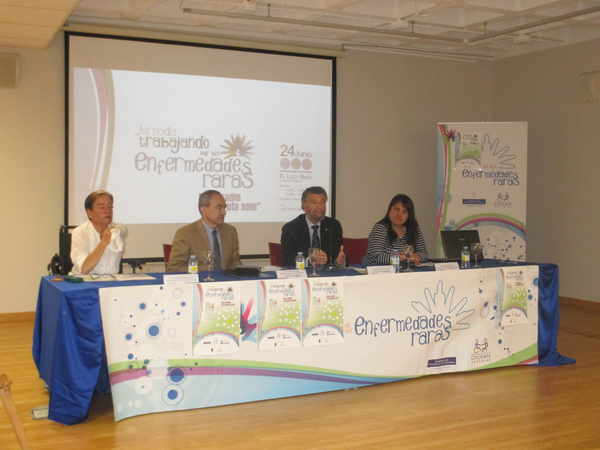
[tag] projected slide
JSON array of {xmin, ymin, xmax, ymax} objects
[
  {"xmin": 67, "ymin": 33, "xmax": 335, "ymax": 257},
  {"xmin": 71, "ymin": 68, "xmax": 332, "ymax": 224}
]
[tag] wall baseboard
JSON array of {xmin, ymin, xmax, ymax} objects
[
  {"xmin": 560, "ymin": 297, "xmax": 600, "ymax": 311},
  {"xmin": 0, "ymin": 311, "xmax": 35, "ymax": 323}
]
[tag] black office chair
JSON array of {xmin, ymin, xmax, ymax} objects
[{"xmin": 48, "ymin": 225, "xmax": 75, "ymax": 275}]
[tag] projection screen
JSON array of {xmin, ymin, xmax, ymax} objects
[{"xmin": 66, "ymin": 32, "xmax": 336, "ymax": 259}]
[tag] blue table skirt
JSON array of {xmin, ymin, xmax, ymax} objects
[{"xmin": 32, "ymin": 262, "xmax": 573, "ymax": 425}]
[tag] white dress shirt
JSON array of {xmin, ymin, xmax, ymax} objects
[{"xmin": 70, "ymin": 220, "xmax": 127, "ymax": 274}]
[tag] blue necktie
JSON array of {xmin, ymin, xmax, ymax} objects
[
  {"xmin": 311, "ymin": 224, "xmax": 320, "ymax": 249},
  {"xmin": 212, "ymin": 229, "xmax": 222, "ymax": 270}
]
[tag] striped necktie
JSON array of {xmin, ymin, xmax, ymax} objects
[{"xmin": 311, "ymin": 224, "xmax": 320, "ymax": 249}]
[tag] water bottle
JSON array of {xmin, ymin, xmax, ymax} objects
[
  {"xmin": 295, "ymin": 251, "xmax": 305, "ymax": 269},
  {"xmin": 188, "ymin": 253, "xmax": 198, "ymax": 273},
  {"xmin": 460, "ymin": 245, "xmax": 470, "ymax": 269},
  {"xmin": 390, "ymin": 251, "xmax": 401, "ymax": 273}
]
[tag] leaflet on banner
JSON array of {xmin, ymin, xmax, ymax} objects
[
  {"xmin": 163, "ymin": 273, "xmax": 199, "ymax": 285},
  {"xmin": 303, "ymin": 277, "xmax": 344, "ymax": 346},
  {"xmin": 193, "ymin": 282, "xmax": 241, "ymax": 355},
  {"xmin": 276, "ymin": 269, "xmax": 307, "ymax": 279},
  {"xmin": 434, "ymin": 262, "xmax": 460, "ymax": 271},
  {"xmin": 257, "ymin": 279, "xmax": 302, "ymax": 351},
  {"xmin": 500, "ymin": 267, "xmax": 529, "ymax": 327},
  {"xmin": 366, "ymin": 265, "xmax": 395, "ymax": 275}
]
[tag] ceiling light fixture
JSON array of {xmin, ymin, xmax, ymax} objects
[{"xmin": 343, "ymin": 44, "xmax": 493, "ymax": 63}]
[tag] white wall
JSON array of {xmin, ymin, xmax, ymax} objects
[
  {"xmin": 493, "ymin": 39, "xmax": 600, "ymax": 302},
  {"xmin": 336, "ymin": 50, "xmax": 492, "ymax": 250},
  {"xmin": 0, "ymin": 35, "xmax": 64, "ymax": 314}
]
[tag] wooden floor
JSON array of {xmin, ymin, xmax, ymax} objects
[{"xmin": 1, "ymin": 299, "xmax": 599, "ymax": 450}]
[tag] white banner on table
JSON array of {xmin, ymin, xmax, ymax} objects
[
  {"xmin": 435, "ymin": 122, "xmax": 527, "ymax": 261},
  {"xmin": 303, "ymin": 277, "xmax": 344, "ymax": 346},
  {"xmin": 193, "ymin": 282, "xmax": 241, "ymax": 355},
  {"xmin": 100, "ymin": 266, "xmax": 538, "ymax": 421},
  {"xmin": 257, "ymin": 279, "xmax": 302, "ymax": 351}
]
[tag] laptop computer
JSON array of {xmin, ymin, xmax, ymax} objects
[{"xmin": 440, "ymin": 230, "xmax": 480, "ymax": 261}]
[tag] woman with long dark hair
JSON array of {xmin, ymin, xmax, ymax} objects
[{"xmin": 366, "ymin": 194, "xmax": 427, "ymax": 265}]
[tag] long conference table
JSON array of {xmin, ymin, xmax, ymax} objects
[{"xmin": 33, "ymin": 261, "xmax": 573, "ymax": 425}]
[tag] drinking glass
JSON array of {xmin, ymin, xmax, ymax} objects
[
  {"xmin": 336, "ymin": 250, "xmax": 346, "ymax": 270},
  {"xmin": 390, "ymin": 250, "xmax": 401, "ymax": 273},
  {"xmin": 470, "ymin": 243, "xmax": 483, "ymax": 268},
  {"xmin": 202, "ymin": 249, "xmax": 215, "ymax": 282},
  {"xmin": 404, "ymin": 245, "xmax": 414, "ymax": 272},
  {"xmin": 308, "ymin": 247, "xmax": 321, "ymax": 277}
]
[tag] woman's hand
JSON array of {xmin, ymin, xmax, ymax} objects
[
  {"xmin": 100, "ymin": 227, "xmax": 112, "ymax": 246},
  {"xmin": 81, "ymin": 226, "xmax": 113, "ymax": 274}
]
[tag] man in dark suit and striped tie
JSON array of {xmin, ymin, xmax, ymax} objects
[{"xmin": 280, "ymin": 186, "xmax": 344, "ymax": 268}]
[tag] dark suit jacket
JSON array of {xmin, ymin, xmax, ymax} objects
[
  {"xmin": 280, "ymin": 214, "xmax": 343, "ymax": 267},
  {"xmin": 167, "ymin": 220, "xmax": 240, "ymax": 272}
]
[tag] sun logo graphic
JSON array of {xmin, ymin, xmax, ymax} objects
[
  {"xmin": 411, "ymin": 280, "xmax": 475, "ymax": 332},
  {"xmin": 221, "ymin": 133, "xmax": 254, "ymax": 159},
  {"xmin": 481, "ymin": 134, "xmax": 516, "ymax": 169}
]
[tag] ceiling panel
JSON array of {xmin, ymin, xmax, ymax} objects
[
  {"xmin": 0, "ymin": 5, "xmax": 72, "ymax": 26},
  {"xmin": 0, "ymin": 22, "xmax": 57, "ymax": 40},
  {"xmin": 0, "ymin": 0, "xmax": 78, "ymax": 49},
  {"xmin": 3, "ymin": 0, "xmax": 600, "ymax": 61},
  {"xmin": 340, "ymin": 0, "xmax": 436, "ymax": 18},
  {"xmin": 0, "ymin": 0, "xmax": 76, "ymax": 7},
  {"xmin": 466, "ymin": 0, "xmax": 562, "ymax": 12},
  {"xmin": 414, "ymin": 6, "xmax": 504, "ymax": 27}
]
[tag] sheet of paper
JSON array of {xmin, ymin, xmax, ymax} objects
[
  {"xmin": 82, "ymin": 274, "xmax": 116, "ymax": 282},
  {"xmin": 193, "ymin": 282, "xmax": 241, "ymax": 355},
  {"xmin": 163, "ymin": 273, "xmax": 199, "ymax": 285},
  {"xmin": 434, "ymin": 262, "xmax": 460, "ymax": 271},
  {"xmin": 500, "ymin": 267, "xmax": 529, "ymax": 326},
  {"xmin": 257, "ymin": 279, "xmax": 302, "ymax": 351},
  {"xmin": 276, "ymin": 269, "xmax": 307, "ymax": 279},
  {"xmin": 303, "ymin": 277, "xmax": 344, "ymax": 346},
  {"xmin": 114, "ymin": 273, "xmax": 158, "ymax": 281},
  {"xmin": 366, "ymin": 265, "xmax": 395, "ymax": 275}
]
